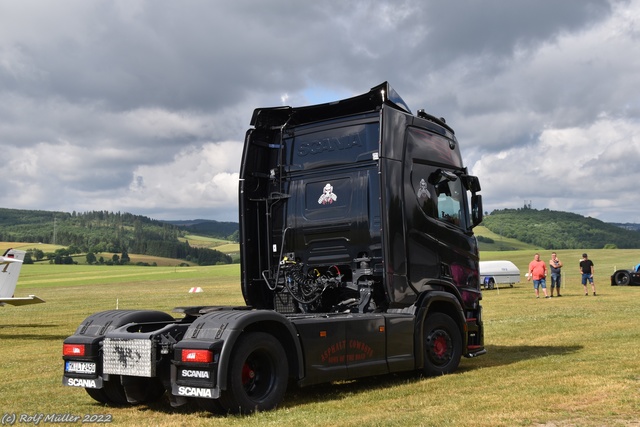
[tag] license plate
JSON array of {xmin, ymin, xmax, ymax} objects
[{"xmin": 65, "ymin": 361, "xmax": 96, "ymax": 374}]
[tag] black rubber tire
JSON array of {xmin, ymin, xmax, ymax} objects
[
  {"xmin": 121, "ymin": 376, "xmax": 166, "ymax": 404},
  {"xmin": 217, "ymin": 332, "xmax": 288, "ymax": 414},
  {"xmin": 85, "ymin": 387, "xmax": 111, "ymax": 405},
  {"xmin": 85, "ymin": 376, "xmax": 129, "ymax": 406},
  {"xmin": 488, "ymin": 279, "xmax": 495, "ymax": 290},
  {"xmin": 196, "ymin": 397, "xmax": 228, "ymax": 415},
  {"xmin": 613, "ymin": 270, "xmax": 631, "ymax": 286},
  {"xmin": 423, "ymin": 313, "xmax": 462, "ymax": 376},
  {"xmin": 101, "ymin": 375, "xmax": 129, "ymax": 405},
  {"xmin": 85, "ymin": 377, "xmax": 164, "ymax": 406}
]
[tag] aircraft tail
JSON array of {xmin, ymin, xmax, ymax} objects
[{"xmin": 0, "ymin": 248, "xmax": 45, "ymax": 306}]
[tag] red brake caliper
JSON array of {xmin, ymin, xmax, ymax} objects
[
  {"xmin": 242, "ymin": 363, "xmax": 255, "ymax": 385},
  {"xmin": 433, "ymin": 334, "xmax": 448, "ymax": 358}
]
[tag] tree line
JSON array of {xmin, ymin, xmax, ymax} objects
[
  {"xmin": 482, "ymin": 208, "xmax": 640, "ymax": 249},
  {"xmin": 0, "ymin": 208, "xmax": 236, "ymax": 266}
]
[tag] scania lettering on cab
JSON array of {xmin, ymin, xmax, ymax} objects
[{"xmin": 62, "ymin": 82, "xmax": 486, "ymax": 414}]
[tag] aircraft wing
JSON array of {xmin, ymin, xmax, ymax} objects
[
  {"xmin": 0, "ymin": 295, "xmax": 46, "ymax": 306},
  {"xmin": 0, "ymin": 248, "xmax": 45, "ymax": 307}
]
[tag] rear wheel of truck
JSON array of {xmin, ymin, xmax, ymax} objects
[
  {"xmin": 423, "ymin": 313, "xmax": 462, "ymax": 376},
  {"xmin": 217, "ymin": 332, "xmax": 288, "ymax": 414},
  {"xmin": 85, "ymin": 375, "xmax": 128, "ymax": 406},
  {"xmin": 196, "ymin": 397, "xmax": 228, "ymax": 415},
  {"xmin": 85, "ymin": 388, "xmax": 111, "ymax": 405},
  {"xmin": 121, "ymin": 376, "xmax": 166, "ymax": 404}
]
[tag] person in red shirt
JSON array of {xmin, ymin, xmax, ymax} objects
[{"xmin": 527, "ymin": 253, "xmax": 549, "ymax": 298}]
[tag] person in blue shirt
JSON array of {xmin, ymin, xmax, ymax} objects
[{"xmin": 549, "ymin": 252, "xmax": 563, "ymax": 297}]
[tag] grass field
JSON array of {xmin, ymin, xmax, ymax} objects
[
  {"xmin": 0, "ymin": 240, "xmax": 240, "ymax": 266},
  {"xmin": 179, "ymin": 235, "xmax": 240, "ymax": 262},
  {"xmin": 1, "ymin": 249, "xmax": 640, "ymax": 426},
  {"xmin": 0, "ymin": 242, "xmax": 64, "ymax": 253}
]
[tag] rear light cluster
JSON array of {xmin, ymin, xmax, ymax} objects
[
  {"xmin": 63, "ymin": 344, "xmax": 86, "ymax": 356},
  {"xmin": 181, "ymin": 349, "xmax": 213, "ymax": 363},
  {"xmin": 174, "ymin": 348, "xmax": 217, "ymax": 390}
]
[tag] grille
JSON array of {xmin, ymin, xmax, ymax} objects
[
  {"xmin": 103, "ymin": 338, "xmax": 156, "ymax": 377},
  {"xmin": 274, "ymin": 292, "xmax": 296, "ymax": 314}
]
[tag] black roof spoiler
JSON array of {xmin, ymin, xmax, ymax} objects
[{"xmin": 250, "ymin": 82, "xmax": 412, "ymax": 129}]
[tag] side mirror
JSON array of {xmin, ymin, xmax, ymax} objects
[
  {"xmin": 463, "ymin": 175, "xmax": 481, "ymax": 193},
  {"xmin": 428, "ymin": 169, "xmax": 458, "ymax": 185},
  {"xmin": 471, "ymin": 194, "xmax": 483, "ymax": 227}
]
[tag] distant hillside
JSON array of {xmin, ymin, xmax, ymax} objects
[
  {"xmin": 0, "ymin": 208, "xmax": 233, "ymax": 265},
  {"xmin": 483, "ymin": 208, "xmax": 640, "ymax": 249},
  {"xmin": 611, "ymin": 223, "xmax": 640, "ymax": 232},
  {"xmin": 474, "ymin": 226, "xmax": 537, "ymax": 251},
  {"xmin": 165, "ymin": 219, "xmax": 238, "ymax": 241},
  {"xmin": 4, "ymin": 206, "xmax": 637, "ymax": 258}
]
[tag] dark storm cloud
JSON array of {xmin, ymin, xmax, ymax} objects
[
  {"xmin": 419, "ymin": 1, "xmax": 613, "ymax": 58},
  {"xmin": 0, "ymin": 0, "xmax": 639, "ymax": 223}
]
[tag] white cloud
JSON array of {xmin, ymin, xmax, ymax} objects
[
  {"xmin": 124, "ymin": 141, "xmax": 243, "ymax": 220},
  {"xmin": 472, "ymin": 117, "xmax": 640, "ymax": 221}
]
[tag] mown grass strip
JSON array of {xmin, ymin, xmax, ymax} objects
[{"xmin": 1, "ymin": 251, "xmax": 639, "ymax": 426}]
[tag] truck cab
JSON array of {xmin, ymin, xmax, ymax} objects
[
  {"xmin": 62, "ymin": 82, "xmax": 485, "ymax": 415},
  {"xmin": 241, "ymin": 82, "xmax": 484, "ymax": 316}
]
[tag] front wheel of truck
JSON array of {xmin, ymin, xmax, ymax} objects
[
  {"xmin": 217, "ymin": 332, "xmax": 288, "ymax": 414},
  {"xmin": 422, "ymin": 313, "xmax": 462, "ymax": 376}
]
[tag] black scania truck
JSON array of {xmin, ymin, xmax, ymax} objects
[{"xmin": 62, "ymin": 82, "xmax": 486, "ymax": 414}]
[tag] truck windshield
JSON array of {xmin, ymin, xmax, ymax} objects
[{"xmin": 285, "ymin": 121, "xmax": 380, "ymax": 171}]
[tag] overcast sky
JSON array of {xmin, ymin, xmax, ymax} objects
[{"xmin": 1, "ymin": 0, "xmax": 639, "ymax": 224}]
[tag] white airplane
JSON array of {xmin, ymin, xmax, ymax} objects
[{"xmin": 0, "ymin": 248, "xmax": 45, "ymax": 306}]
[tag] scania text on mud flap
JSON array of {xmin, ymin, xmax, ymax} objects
[{"xmin": 62, "ymin": 82, "xmax": 486, "ymax": 415}]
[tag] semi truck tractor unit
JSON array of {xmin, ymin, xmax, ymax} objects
[{"xmin": 62, "ymin": 82, "xmax": 486, "ymax": 414}]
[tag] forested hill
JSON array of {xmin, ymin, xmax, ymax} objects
[
  {"xmin": 0, "ymin": 208, "xmax": 238, "ymax": 265},
  {"xmin": 482, "ymin": 208, "xmax": 640, "ymax": 249},
  {"xmin": 166, "ymin": 219, "xmax": 239, "ymax": 241}
]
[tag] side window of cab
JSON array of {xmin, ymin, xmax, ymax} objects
[{"xmin": 412, "ymin": 165, "xmax": 467, "ymax": 228}]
